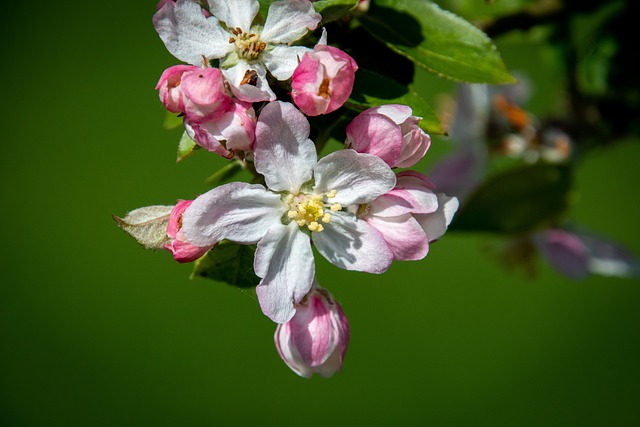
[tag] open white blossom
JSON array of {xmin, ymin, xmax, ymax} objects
[{"xmin": 154, "ymin": 0, "xmax": 321, "ymax": 102}]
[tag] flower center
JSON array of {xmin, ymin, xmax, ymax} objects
[
  {"xmin": 285, "ymin": 189, "xmax": 342, "ymax": 233},
  {"xmin": 228, "ymin": 27, "xmax": 266, "ymax": 60}
]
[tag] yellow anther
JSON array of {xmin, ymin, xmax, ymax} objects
[
  {"xmin": 331, "ymin": 203, "xmax": 342, "ymax": 211},
  {"xmin": 327, "ymin": 189, "xmax": 337, "ymax": 198},
  {"xmin": 322, "ymin": 213, "xmax": 331, "ymax": 223},
  {"xmin": 296, "ymin": 219, "xmax": 306, "ymax": 226},
  {"xmin": 308, "ymin": 222, "xmax": 319, "ymax": 231},
  {"xmin": 316, "ymin": 224, "xmax": 324, "ymax": 232},
  {"xmin": 288, "ymin": 210, "xmax": 299, "ymax": 219}
]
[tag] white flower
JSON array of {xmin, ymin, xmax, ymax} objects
[
  {"xmin": 182, "ymin": 101, "xmax": 396, "ymax": 323},
  {"xmin": 154, "ymin": 0, "xmax": 321, "ymax": 102}
]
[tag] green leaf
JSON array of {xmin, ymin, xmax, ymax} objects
[
  {"xmin": 163, "ymin": 111, "xmax": 183, "ymax": 130},
  {"xmin": 204, "ymin": 160, "xmax": 244, "ymax": 187},
  {"xmin": 314, "ymin": 0, "xmax": 359, "ymax": 23},
  {"xmin": 177, "ymin": 131, "xmax": 200, "ymax": 162},
  {"xmin": 112, "ymin": 205, "xmax": 173, "ymax": 250},
  {"xmin": 451, "ymin": 164, "xmax": 573, "ymax": 234},
  {"xmin": 191, "ymin": 242, "xmax": 261, "ymax": 288},
  {"xmin": 346, "ymin": 69, "xmax": 444, "ymax": 134},
  {"xmin": 360, "ymin": 0, "xmax": 516, "ymax": 84}
]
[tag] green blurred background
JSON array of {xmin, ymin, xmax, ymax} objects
[{"xmin": 1, "ymin": 1, "xmax": 639, "ymax": 425}]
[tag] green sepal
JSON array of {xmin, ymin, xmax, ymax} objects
[
  {"xmin": 451, "ymin": 164, "xmax": 574, "ymax": 234},
  {"xmin": 346, "ymin": 69, "xmax": 444, "ymax": 134},
  {"xmin": 359, "ymin": 0, "xmax": 516, "ymax": 84},
  {"xmin": 191, "ymin": 241, "xmax": 261, "ymax": 288},
  {"xmin": 177, "ymin": 131, "xmax": 200, "ymax": 162},
  {"xmin": 163, "ymin": 111, "xmax": 183, "ymax": 130}
]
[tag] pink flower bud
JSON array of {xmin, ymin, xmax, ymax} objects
[
  {"xmin": 156, "ymin": 66, "xmax": 231, "ymax": 123},
  {"xmin": 346, "ymin": 104, "xmax": 431, "ymax": 168},
  {"xmin": 164, "ymin": 200, "xmax": 213, "ymax": 263},
  {"xmin": 185, "ymin": 100, "xmax": 256, "ymax": 158},
  {"xmin": 291, "ymin": 45, "xmax": 358, "ymax": 116},
  {"xmin": 274, "ymin": 287, "xmax": 349, "ymax": 378}
]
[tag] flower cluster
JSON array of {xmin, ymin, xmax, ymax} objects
[{"xmin": 115, "ymin": 0, "xmax": 458, "ymax": 378}]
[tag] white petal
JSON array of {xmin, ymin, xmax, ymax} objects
[
  {"xmin": 415, "ymin": 193, "xmax": 459, "ymax": 242},
  {"xmin": 313, "ymin": 150, "xmax": 396, "ymax": 206},
  {"xmin": 207, "ymin": 0, "xmax": 258, "ymax": 31},
  {"xmin": 255, "ymin": 222, "xmax": 315, "ymax": 323},
  {"xmin": 222, "ymin": 62, "xmax": 275, "ymax": 102},
  {"xmin": 154, "ymin": 0, "xmax": 232, "ymax": 65},
  {"xmin": 261, "ymin": 0, "xmax": 321, "ymax": 44},
  {"xmin": 182, "ymin": 182, "xmax": 285, "ymax": 246},
  {"xmin": 254, "ymin": 101, "xmax": 317, "ymax": 193},
  {"xmin": 313, "ymin": 211, "xmax": 393, "ymax": 273},
  {"xmin": 262, "ymin": 45, "xmax": 311, "ymax": 80}
]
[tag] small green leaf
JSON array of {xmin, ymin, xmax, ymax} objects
[
  {"xmin": 177, "ymin": 131, "xmax": 200, "ymax": 162},
  {"xmin": 113, "ymin": 205, "xmax": 173, "ymax": 250},
  {"xmin": 346, "ymin": 69, "xmax": 444, "ymax": 134},
  {"xmin": 360, "ymin": 0, "xmax": 516, "ymax": 84},
  {"xmin": 314, "ymin": 0, "xmax": 359, "ymax": 23},
  {"xmin": 451, "ymin": 164, "xmax": 573, "ymax": 234},
  {"xmin": 163, "ymin": 111, "xmax": 183, "ymax": 130},
  {"xmin": 204, "ymin": 160, "xmax": 244, "ymax": 187},
  {"xmin": 191, "ymin": 242, "xmax": 261, "ymax": 288}
]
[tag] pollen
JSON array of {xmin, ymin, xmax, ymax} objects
[
  {"xmin": 286, "ymin": 190, "xmax": 342, "ymax": 233},
  {"xmin": 229, "ymin": 28, "xmax": 267, "ymax": 60}
]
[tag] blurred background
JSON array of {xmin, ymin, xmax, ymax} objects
[{"xmin": 1, "ymin": 0, "xmax": 639, "ymax": 425}]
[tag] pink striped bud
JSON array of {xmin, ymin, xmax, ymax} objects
[
  {"xmin": 156, "ymin": 66, "xmax": 231, "ymax": 124},
  {"xmin": 164, "ymin": 200, "xmax": 214, "ymax": 263},
  {"xmin": 346, "ymin": 104, "xmax": 431, "ymax": 168},
  {"xmin": 291, "ymin": 45, "xmax": 358, "ymax": 116},
  {"xmin": 274, "ymin": 287, "xmax": 349, "ymax": 378}
]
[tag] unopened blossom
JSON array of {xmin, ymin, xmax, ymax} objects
[
  {"xmin": 535, "ymin": 228, "xmax": 640, "ymax": 279},
  {"xmin": 156, "ymin": 65, "xmax": 231, "ymax": 123},
  {"xmin": 182, "ymin": 101, "xmax": 396, "ymax": 323},
  {"xmin": 346, "ymin": 104, "xmax": 431, "ymax": 168},
  {"xmin": 165, "ymin": 200, "xmax": 214, "ymax": 263},
  {"xmin": 184, "ymin": 100, "xmax": 256, "ymax": 158},
  {"xmin": 291, "ymin": 44, "xmax": 358, "ymax": 116},
  {"xmin": 275, "ymin": 286, "xmax": 349, "ymax": 378},
  {"xmin": 154, "ymin": 0, "xmax": 321, "ymax": 102}
]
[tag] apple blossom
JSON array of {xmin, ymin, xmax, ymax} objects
[
  {"xmin": 165, "ymin": 200, "xmax": 214, "ymax": 263},
  {"xmin": 275, "ymin": 286, "xmax": 349, "ymax": 378},
  {"xmin": 184, "ymin": 100, "xmax": 256, "ymax": 158},
  {"xmin": 291, "ymin": 44, "xmax": 358, "ymax": 116},
  {"xmin": 181, "ymin": 101, "xmax": 396, "ymax": 323},
  {"xmin": 360, "ymin": 171, "xmax": 458, "ymax": 260},
  {"xmin": 154, "ymin": 0, "xmax": 321, "ymax": 102},
  {"xmin": 346, "ymin": 104, "xmax": 431, "ymax": 168},
  {"xmin": 156, "ymin": 65, "xmax": 231, "ymax": 123}
]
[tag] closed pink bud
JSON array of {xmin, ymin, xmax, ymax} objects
[
  {"xmin": 274, "ymin": 287, "xmax": 349, "ymax": 378},
  {"xmin": 156, "ymin": 66, "xmax": 231, "ymax": 123},
  {"xmin": 346, "ymin": 104, "xmax": 431, "ymax": 168},
  {"xmin": 164, "ymin": 200, "xmax": 213, "ymax": 263},
  {"xmin": 291, "ymin": 45, "xmax": 358, "ymax": 116}
]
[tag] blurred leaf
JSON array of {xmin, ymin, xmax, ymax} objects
[
  {"xmin": 177, "ymin": 131, "xmax": 200, "ymax": 162},
  {"xmin": 112, "ymin": 205, "xmax": 173, "ymax": 250},
  {"xmin": 163, "ymin": 111, "xmax": 183, "ymax": 130},
  {"xmin": 346, "ymin": 69, "xmax": 444, "ymax": 134},
  {"xmin": 314, "ymin": 0, "xmax": 359, "ymax": 23},
  {"xmin": 360, "ymin": 0, "xmax": 516, "ymax": 84},
  {"xmin": 204, "ymin": 160, "xmax": 244, "ymax": 187},
  {"xmin": 452, "ymin": 164, "xmax": 573, "ymax": 233},
  {"xmin": 191, "ymin": 241, "xmax": 261, "ymax": 288}
]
